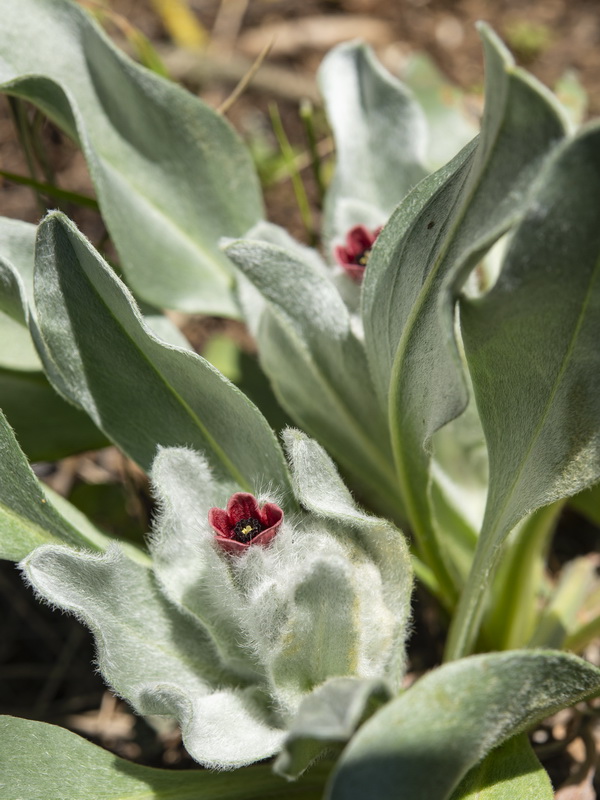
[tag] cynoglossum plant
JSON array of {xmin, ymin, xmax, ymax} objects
[
  {"xmin": 226, "ymin": 27, "xmax": 600, "ymax": 657},
  {"xmin": 21, "ymin": 430, "xmax": 412, "ymax": 770},
  {"xmin": 3, "ymin": 429, "xmax": 600, "ymax": 799},
  {"xmin": 2, "ymin": 2, "xmax": 600, "ymax": 797},
  {"xmin": 0, "ymin": 217, "xmax": 596, "ymax": 800},
  {"xmin": 0, "ymin": 0, "xmax": 595, "ymax": 659}
]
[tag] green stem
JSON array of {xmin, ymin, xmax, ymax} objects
[
  {"xmin": 483, "ymin": 501, "xmax": 563, "ymax": 650},
  {"xmin": 0, "ymin": 169, "xmax": 99, "ymax": 210},
  {"xmin": 299, "ymin": 99, "xmax": 326, "ymax": 207},
  {"xmin": 565, "ymin": 614, "xmax": 600, "ymax": 654},
  {"xmin": 444, "ymin": 531, "xmax": 498, "ymax": 661},
  {"xmin": 529, "ymin": 556, "xmax": 598, "ymax": 650},
  {"xmin": 8, "ymin": 97, "xmax": 46, "ymax": 213},
  {"xmin": 269, "ymin": 103, "xmax": 315, "ymax": 245},
  {"xmin": 411, "ymin": 553, "xmax": 441, "ymax": 598},
  {"xmin": 31, "ymin": 109, "xmax": 56, "ymax": 186},
  {"xmin": 389, "ymin": 403, "xmax": 459, "ymax": 611}
]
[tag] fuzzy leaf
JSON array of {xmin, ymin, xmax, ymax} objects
[
  {"xmin": 448, "ymin": 735, "xmax": 553, "ymax": 800},
  {"xmin": 448, "ymin": 123, "xmax": 600, "ymax": 658},
  {"xmin": 0, "ymin": 311, "xmax": 40, "ymax": 371},
  {"xmin": 22, "ymin": 543, "xmax": 285, "ymax": 768},
  {"xmin": 283, "ymin": 430, "xmax": 413, "ymax": 688},
  {"xmin": 0, "ymin": 217, "xmax": 40, "ymax": 372},
  {"xmin": 327, "ymin": 651, "xmax": 600, "ymax": 800},
  {"xmin": 23, "ymin": 434, "xmax": 413, "ymax": 768},
  {"xmin": 318, "ymin": 41, "xmax": 428, "ymax": 246},
  {"xmin": 362, "ymin": 25, "xmax": 566, "ymax": 598},
  {"xmin": 402, "ymin": 53, "xmax": 479, "ymax": 171},
  {"xmin": 150, "ymin": 439, "xmax": 410, "ymax": 739},
  {"xmin": 0, "ymin": 216, "xmax": 35, "ymax": 322},
  {"xmin": 269, "ymin": 558, "xmax": 359, "ymax": 697},
  {"xmin": 149, "ymin": 447, "xmax": 262, "ymax": 679},
  {"xmin": 571, "ymin": 482, "xmax": 600, "ymax": 527},
  {"xmin": 0, "ymin": 408, "xmax": 110, "ymax": 560},
  {"xmin": 428, "ymin": 388, "xmax": 488, "ymax": 585},
  {"xmin": 275, "ymin": 677, "xmax": 391, "ymax": 780},
  {"xmin": 226, "ymin": 239, "xmax": 400, "ymax": 520},
  {"xmin": 0, "ymin": 0, "xmax": 264, "ymax": 315},
  {"xmin": 0, "ymin": 368, "xmax": 108, "ymax": 461},
  {"xmin": 0, "ymin": 716, "xmax": 329, "ymax": 800},
  {"xmin": 0, "ymin": 218, "xmax": 187, "ymax": 461},
  {"xmin": 0, "ymin": 215, "xmax": 190, "ymax": 352},
  {"xmin": 34, "ymin": 213, "xmax": 293, "ymax": 498}
]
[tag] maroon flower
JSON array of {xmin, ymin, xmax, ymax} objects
[
  {"xmin": 334, "ymin": 224, "xmax": 382, "ymax": 282},
  {"xmin": 208, "ymin": 492, "xmax": 283, "ymax": 555}
]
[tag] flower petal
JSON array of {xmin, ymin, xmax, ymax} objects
[
  {"xmin": 346, "ymin": 225, "xmax": 374, "ymax": 256},
  {"xmin": 226, "ymin": 492, "xmax": 262, "ymax": 525},
  {"xmin": 208, "ymin": 507, "xmax": 232, "ymax": 537},
  {"xmin": 334, "ymin": 243, "xmax": 352, "ymax": 267},
  {"xmin": 260, "ymin": 501, "xmax": 284, "ymax": 529},
  {"xmin": 249, "ymin": 526, "xmax": 280, "ymax": 548},
  {"xmin": 214, "ymin": 535, "xmax": 251, "ymax": 555}
]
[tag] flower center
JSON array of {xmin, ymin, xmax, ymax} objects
[
  {"xmin": 232, "ymin": 517, "xmax": 263, "ymax": 543},
  {"xmin": 355, "ymin": 248, "xmax": 372, "ymax": 267}
]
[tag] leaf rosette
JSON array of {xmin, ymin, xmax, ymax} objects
[{"xmin": 21, "ymin": 431, "xmax": 412, "ymax": 770}]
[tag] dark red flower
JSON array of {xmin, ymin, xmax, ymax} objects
[
  {"xmin": 208, "ymin": 492, "xmax": 283, "ymax": 555},
  {"xmin": 334, "ymin": 224, "xmax": 382, "ymax": 282}
]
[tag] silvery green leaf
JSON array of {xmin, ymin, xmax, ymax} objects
[
  {"xmin": 34, "ymin": 213, "xmax": 293, "ymax": 499},
  {"xmin": 448, "ymin": 735, "xmax": 553, "ymax": 800},
  {"xmin": 265, "ymin": 557, "xmax": 360, "ymax": 711},
  {"xmin": 135, "ymin": 301, "xmax": 193, "ymax": 351},
  {"xmin": 528, "ymin": 556, "xmax": 599, "ymax": 649},
  {"xmin": 0, "ymin": 214, "xmax": 189, "ymax": 352},
  {"xmin": 0, "ymin": 219, "xmax": 184, "ymax": 459},
  {"xmin": 0, "ymin": 313, "xmax": 40, "ymax": 371},
  {"xmin": 0, "ymin": 0, "xmax": 264, "ymax": 315},
  {"xmin": 402, "ymin": 53, "xmax": 479, "ymax": 171},
  {"xmin": 140, "ymin": 684, "xmax": 286, "ymax": 768},
  {"xmin": 0, "ymin": 368, "xmax": 108, "ymax": 461},
  {"xmin": 233, "ymin": 220, "xmax": 330, "ymax": 339},
  {"xmin": 0, "ymin": 715, "xmax": 329, "ymax": 799},
  {"xmin": 225, "ymin": 239, "xmax": 400, "ymax": 520},
  {"xmin": 362, "ymin": 25, "xmax": 566, "ymax": 600},
  {"xmin": 0, "ymin": 216, "xmax": 35, "ymax": 322},
  {"xmin": 571, "ymin": 482, "xmax": 600, "ymax": 526},
  {"xmin": 318, "ymin": 42, "xmax": 428, "ymax": 247},
  {"xmin": 428, "ymin": 384, "xmax": 488, "ymax": 585},
  {"xmin": 236, "ymin": 520, "xmax": 399, "ymax": 716},
  {"xmin": 242, "ymin": 220, "xmax": 331, "ymax": 276},
  {"xmin": 327, "ymin": 651, "xmax": 600, "ymax": 800},
  {"xmin": 448, "ymin": 123, "xmax": 600, "ymax": 658},
  {"xmin": 275, "ymin": 677, "xmax": 391, "ymax": 780},
  {"xmin": 555, "ymin": 68, "xmax": 588, "ymax": 130},
  {"xmin": 24, "ymin": 432, "xmax": 410, "ymax": 768},
  {"xmin": 0, "ymin": 216, "xmax": 40, "ymax": 370},
  {"xmin": 0, "ymin": 407, "xmax": 110, "ymax": 560},
  {"xmin": 283, "ymin": 430, "xmax": 413, "ymax": 688},
  {"xmin": 149, "ymin": 435, "xmax": 411, "ymax": 746},
  {"xmin": 149, "ymin": 447, "xmax": 262, "ymax": 680},
  {"xmin": 22, "ymin": 543, "xmax": 285, "ymax": 768}
]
